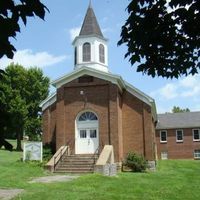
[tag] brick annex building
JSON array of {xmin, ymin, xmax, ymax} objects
[
  {"xmin": 156, "ymin": 112, "xmax": 200, "ymax": 160},
  {"xmin": 40, "ymin": 3, "xmax": 157, "ymax": 166}
]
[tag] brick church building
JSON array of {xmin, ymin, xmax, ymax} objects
[{"xmin": 40, "ymin": 3, "xmax": 157, "ymax": 166}]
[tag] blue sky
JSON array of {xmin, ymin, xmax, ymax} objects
[{"xmin": 1, "ymin": 0, "xmax": 200, "ymax": 113}]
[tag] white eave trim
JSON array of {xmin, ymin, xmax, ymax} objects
[
  {"xmin": 39, "ymin": 92, "xmax": 56, "ymax": 111},
  {"xmin": 43, "ymin": 67, "xmax": 157, "ymax": 121},
  {"xmin": 51, "ymin": 67, "xmax": 126, "ymax": 92}
]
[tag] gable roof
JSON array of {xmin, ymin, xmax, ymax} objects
[
  {"xmin": 79, "ymin": 3, "xmax": 104, "ymax": 38},
  {"xmin": 156, "ymin": 112, "xmax": 200, "ymax": 129},
  {"xmin": 40, "ymin": 67, "xmax": 157, "ymax": 121}
]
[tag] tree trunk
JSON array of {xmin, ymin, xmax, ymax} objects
[
  {"xmin": 16, "ymin": 127, "xmax": 23, "ymax": 151},
  {"xmin": 0, "ymin": 134, "xmax": 4, "ymax": 148}
]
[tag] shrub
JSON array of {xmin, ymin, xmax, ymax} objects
[
  {"xmin": 124, "ymin": 152, "xmax": 147, "ymax": 172},
  {"xmin": 43, "ymin": 144, "xmax": 53, "ymax": 161}
]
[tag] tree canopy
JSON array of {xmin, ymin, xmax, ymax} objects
[
  {"xmin": 0, "ymin": 64, "xmax": 49, "ymax": 150},
  {"xmin": 0, "ymin": 0, "xmax": 48, "ymax": 60},
  {"xmin": 172, "ymin": 106, "xmax": 190, "ymax": 113},
  {"xmin": 118, "ymin": 0, "xmax": 200, "ymax": 78}
]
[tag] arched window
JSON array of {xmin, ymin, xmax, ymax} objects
[
  {"xmin": 74, "ymin": 47, "xmax": 77, "ymax": 65},
  {"xmin": 83, "ymin": 42, "xmax": 91, "ymax": 62},
  {"xmin": 99, "ymin": 44, "xmax": 105, "ymax": 63},
  {"xmin": 78, "ymin": 112, "xmax": 98, "ymax": 121}
]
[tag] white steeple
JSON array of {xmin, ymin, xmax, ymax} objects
[{"xmin": 72, "ymin": 2, "xmax": 109, "ymax": 73}]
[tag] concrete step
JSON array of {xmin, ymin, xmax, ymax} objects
[
  {"xmin": 63, "ymin": 156, "xmax": 98, "ymax": 160},
  {"xmin": 61, "ymin": 160, "xmax": 95, "ymax": 164},
  {"xmin": 55, "ymin": 170, "xmax": 93, "ymax": 174},
  {"xmin": 55, "ymin": 168, "xmax": 94, "ymax": 173},
  {"xmin": 57, "ymin": 165, "xmax": 94, "ymax": 169},
  {"xmin": 54, "ymin": 154, "xmax": 98, "ymax": 174},
  {"xmin": 57, "ymin": 162, "xmax": 95, "ymax": 167}
]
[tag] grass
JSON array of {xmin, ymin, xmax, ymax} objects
[{"xmin": 0, "ymin": 144, "xmax": 200, "ymax": 199}]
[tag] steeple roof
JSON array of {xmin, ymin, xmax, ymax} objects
[{"xmin": 79, "ymin": 2, "xmax": 104, "ymax": 37}]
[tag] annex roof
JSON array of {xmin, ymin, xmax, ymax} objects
[{"xmin": 156, "ymin": 112, "xmax": 200, "ymax": 129}]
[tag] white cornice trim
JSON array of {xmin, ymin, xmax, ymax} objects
[
  {"xmin": 72, "ymin": 35, "xmax": 108, "ymax": 45},
  {"xmin": 42, "ymin": 67, "xmax": 157, "ymax": 121},
  {"xmin": 51, "ymin": 67, "xmax": 126, "ymax": 92},
  {"xmin": 39, "ymin": 92, "xmax": 56, "ymax": 111}
]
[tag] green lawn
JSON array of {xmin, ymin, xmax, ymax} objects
[{"xmin": 0, "ymin": 148, "xmax": 200, "ymax": 200}]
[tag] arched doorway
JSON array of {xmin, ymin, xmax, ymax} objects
[{"xmin": 75, "ymin": 111, "xmax": 99, "ymax": 154}]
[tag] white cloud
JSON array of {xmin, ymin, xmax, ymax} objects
[
  {"xmin": 102, "ymin": 28, "xmax": 113, "ymax": 34},
  {"xmin": 151, "ymin": 75, "xmax": 200, "ymax": 100},
  {"xmin": 159, "ymin": 83, "xmax": 178, "ymax": 99},
  {"xmin": 69, "ymin": 27, "xmax": 81, "ymax": 41},
  {"xmin": 0, "ymin": 49, "xmax": 67, "ymax": 69},
  {"xmin": 156, "ymin": 105, "xmax": 172, "ymax": 114},
  {"xmin": 179, "ymin": 75, "xmax": 200, "ymax": 97}
]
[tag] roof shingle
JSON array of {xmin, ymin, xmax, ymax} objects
[
  {"xmin": 156, "ymin": 112, "xmax": 200, "ymax": 129},
  {"xmin": 79, "ymin": 3, "xmax": 104, "ymax": 37}
]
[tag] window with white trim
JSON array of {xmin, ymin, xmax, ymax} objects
[
  {"xmin": 83, "ymin": 42, "xmax": 91, "ymax": 62},
  {"xmin": 78, "ymin": 112, "xmax": 98, "ymax": 121},
  {"xmin": 99, "ymin": 44, "xmax": 105, "ymax": 63},
  {"xmin": 161, "ymin": 152, "xmax": 168, "ymax": 160},
  {"xmin": 193, "ymin": 129, "xmax": 200, "ymax": 141},
  {"xmin": 176, "ymin": 130, "xmax": 183, "ymax": 142},
  {"xmin": 160, "ymin": 130, "xmax": 167, "ymax": 143},
  {"xmin": 194, "ymin": 150, "xmax": 200, "ymax": 159}
]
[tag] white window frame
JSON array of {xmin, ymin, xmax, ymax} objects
[
  {"xmin": 83, "ymin": 42, "xmax": 91, "ymax": 62},
  {"xmin": 161, "ymin": 152, "xmax": 168, "ymax": 160},
  {"xmin": 160, "ymin": 130, "xmax": 167, "ymax": 143},
  {"xmin": 99, "ymin": 44, "xmax": 105, "ymax": 63},
  {"xmin": 193, "ymin": 129, "xmax": 200, "ymax": 141},
  {"xmin": 176, "ymin": 129, "xmax": 183, "ymax": 142},
  {"xmin": 194, "ymin": 149, "xmax": 200, "ymax": 159}
]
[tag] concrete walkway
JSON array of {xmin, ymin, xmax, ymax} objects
[
  {"xmin": 0, "ymin": 175, "xmax": 79, "ymax": 199},
  {"xmin": 0, "ymin": 189, "xmax": 24, "ymax": 200},
  {"xmin": 29, "ymin": 175, "xmax": 79, "ymax": 183}
]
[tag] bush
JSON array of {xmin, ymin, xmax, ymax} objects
[
  {"xmin": 124, "ymin": 152, "xmax": 147, "ymax": 172},
  {"xmin": 43, "ymin": 144, "xmax": 53, "ymax": 161}
]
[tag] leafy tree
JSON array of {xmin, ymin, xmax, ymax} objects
[
  {"xmin": 24, "ymin": 68, "xmax": 49, "ymax": 140},
  {"xmin": 0, "ymin": 64, "xmax": 49, "ymax": 150},
  {"xmin": 172, "ymin": 106, "xmax": 190, "ymax": 113},
  {"xmin": 0, "ymin": 0, "xmax": 48, "ymax": 60},
  {"xmin": 118, "ymin": 0, "xmax": 200, "ymax": 78}
]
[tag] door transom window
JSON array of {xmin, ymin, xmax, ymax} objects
[{"xmin": 78, "ymin": 112, "xmax": 98, "ymax": 121}]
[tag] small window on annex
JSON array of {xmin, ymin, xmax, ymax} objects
[
  {"xmin": 176, "ymin": 130, "xmax": 183, "ymax": 142},
  {"xmin": 194, "ymin": 149, "xmax": 200, "ymax": 159},
  {"xmin": 99, "ymin": 44, "xmax": 105, "ymax": 63},
  {"xmin": 160, "ymin": 130, "xmax": 167, "ymax": 143},
  {"xmin": 83, "ymin": 42, "xmax": 91, "ymax": 62},
  {"xmin": 193, "ymin": 129, "xmax": 200, "ymax": 141},
  {"xmin": 161, "ymin": 152, "xmax": 168, "ymax": 160}
]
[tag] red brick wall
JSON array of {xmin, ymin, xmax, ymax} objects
[
  {"xmin": 156, "ymin": 128, "xmax": 200, "ymax": 159},
  {"xmin": 143, "ymin": 104, "xmax": 156, "ymax": 160},
  {"xmin": 42, "ymin": 103, "xmax": 56, "ymax": 152},
  {"xmin": 42, "ymin": 76, "xmax": 156, "ymax": 162},
  {"xmin": 122, "ymin": 91, "xmax": 155, "ymax": 161},
  {"xmin": 55, "ymin": 77, "xmax": 122, "ymax": 161}
]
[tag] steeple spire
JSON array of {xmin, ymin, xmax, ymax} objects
[
  {"xmin": 73, "ymin": 2, "xmax": 109, "ymax": 73},
  {"xmin": 79, "ymin": 2, "xmax": 104, "ymax": 38},
  {"xmin": 89, "ymin": 0, "xmax": 92, "ymax": 8}
]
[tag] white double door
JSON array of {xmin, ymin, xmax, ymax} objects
[{"xmin": 76, "ymin": 126, "xmax": 99, "ymax": 154}]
